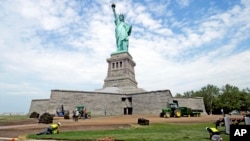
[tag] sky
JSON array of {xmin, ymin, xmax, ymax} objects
[{"xmin": 0, "ymin": 0, "xmax": 249, "ymax": 114}]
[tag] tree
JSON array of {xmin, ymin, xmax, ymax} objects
[
  {"xmin": 175, "ymin": 93, "xmax": 184, "ymax": 98},
  {"xmin": 201, "ymin": 84, "xmax": 219, "ymax": 114},
  {"xmin": 217, "ymin": 84, "xmax": 241, "ymax": 113},
  {"xmin": 191, "ymin": 84, "xmax": 219, "ymax": 114},
  {"xmin": 241, "ymin": 88, "xmax": 250, "ymax": 111},
  {"xmin": 175, "ymin": 84, "xmax": 250, "ymax": 114},
  {"xmin": 175, "ymin": 91, "xmax": 195, "ymax": 98},
  {"xmin": 183, "ymin": 91, "xmax": 195, "ymax": 97}
]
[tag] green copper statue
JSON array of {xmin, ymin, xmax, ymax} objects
[{"xmin": 111, "ymin": 3, "xmax": 132, "ymax": 53}]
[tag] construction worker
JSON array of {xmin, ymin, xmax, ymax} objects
[
  {"xmin": 83, "ymin": 108, "xmax": 87, "ymax": 119},
  {"xmin": 206, "ymin": 127, "xmax": 223, "ymax": 141},
  {"xmin": 36, "ymin": 122, "xmax": 61, "ymax": 135},
  {"xmin": 74, "ymin": 108, "xmax": 79, "ymax": 122}
]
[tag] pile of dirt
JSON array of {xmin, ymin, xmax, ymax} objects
[
  {"xmin": 64, "ymin": 110, "xmax": 70, "ymax": 119},
  {"xmin": 38, "ymin": 113, "xmax": 53, "ymax": 124},
  {"xmin": 29, "ymin": 111, "xmax": 39, "ymax": 119}
]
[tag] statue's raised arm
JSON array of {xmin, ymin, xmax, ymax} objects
[
  {"xmin": 111, "ymin": 3, "xmax": 132, "ymax": 53},
  {"xmin": 111, "ymin": 4, "xmax": 117, "ymax": 20}
]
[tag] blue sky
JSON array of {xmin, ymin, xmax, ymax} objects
[{"xmin": 0, "ymin": 0, "xmax": 249, "ymax": 114}]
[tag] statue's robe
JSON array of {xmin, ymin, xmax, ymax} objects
[{"xmin": 115, "ymin": 19, "xmax": 132, "ymax": 51}]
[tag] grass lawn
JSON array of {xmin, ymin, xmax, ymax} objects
[{"xmin": 28, "ymin": 122, "xmax": 229, "ymax": 141}]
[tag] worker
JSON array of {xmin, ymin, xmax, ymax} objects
[
  {"xmin": 36, "ymin": 122, "xmax": 61, "ymax": 135},
  {"xmin": 74, "ymin": 108, "xmax": 79, "ymax": 121},
  {"xmin": 206, "ymin": 127, "xmax": 223, "ymax": 141},
  {"xmin": 83, "ymin": 108, "xmax": 87, "ymax": 119},
  {"xmin": 215, "ymin": 118, "xmax": 224, "ymax": 129}
]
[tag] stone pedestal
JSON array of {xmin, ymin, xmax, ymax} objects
[{"xmin": 103, "ymin": 52, "xmax": 138, "ymax": 89}]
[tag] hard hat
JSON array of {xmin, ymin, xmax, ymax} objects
[{"xmin": 57, "ymin": 122, "xmax": 61, "ymax": 126}]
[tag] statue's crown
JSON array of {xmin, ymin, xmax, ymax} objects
[{"xmin": 119, "ymin": 13, "xmax": 125, "ymax": 17}]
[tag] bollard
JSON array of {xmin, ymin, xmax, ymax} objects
[
  {"xmin": 245, "ymin": 117, "xmax": 250, "ymax": 125},
  {"xmin": 224, "ymin": 117, "xmax": 231, "ymax": 134}
]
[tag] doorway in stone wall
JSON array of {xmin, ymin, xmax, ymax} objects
[
  {"xmin": 124, "ymin": 107, "xmax": 133, "ymax": 115},
  {"xmin": 122, "ymin": 97, "xmax": 133, "ymax": 115}
]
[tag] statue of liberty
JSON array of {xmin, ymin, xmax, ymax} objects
[{"xmin": 111, "ymin": 3, "xmax": 132, "ymax": 53}]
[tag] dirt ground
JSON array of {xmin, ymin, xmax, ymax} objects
[{"xmin": 0, "ymin": 114, "xmax": 241, "ymax": 138}]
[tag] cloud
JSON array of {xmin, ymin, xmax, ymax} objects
[
  {"xmin": 176, "ymin": 0, "xmax": 191, "ymax": 8},
  {"xmin": 0, "ymin": 0, "xmax": 249, "ymax": 113},
  {"xmin": 129, "ymin": 0, "xmax": 250, "ymax": 94}
]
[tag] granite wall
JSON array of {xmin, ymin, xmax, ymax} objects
[{"xmin": 29, "ymin": 90, "xmax": 207, "ymax": 116}]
